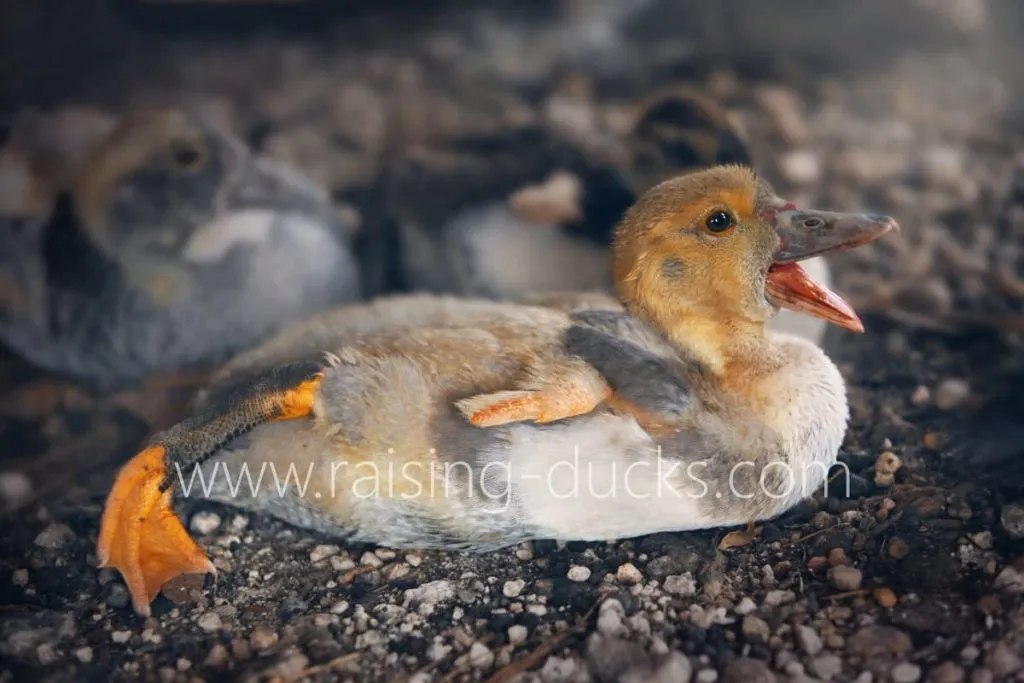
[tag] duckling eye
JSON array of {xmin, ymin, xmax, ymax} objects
[
  {"xmin": 704, "ymin": 211, "xmax": 733, "ymax": 234},
  {"xmin": 168, "ymin": 139, "xmax": 206, "ymax": 172}
]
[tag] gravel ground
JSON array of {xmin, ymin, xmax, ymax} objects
[{"xmin": 3, "ymin": 2, "xmax": 1024, "ymax": 682}]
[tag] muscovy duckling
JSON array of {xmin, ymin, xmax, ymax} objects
[
  {"xmin": 97, "ymin": 165, "xmax": 896, "ymax": 615},
  {"xmin": 0, "ymin": 108, "xmax": 362, "ymax": 384},
  {"xmin": 379, "ymin": 88, "xmax": 833, "ymax": 343}
]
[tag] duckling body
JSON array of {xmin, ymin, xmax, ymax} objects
[
  {"xmin": 96, "ymin": 165, "xmax": 896, "ymax": 615},
  {"xmin": 0, "ymin": 108, "xmax": 362, "ymax": 383}
]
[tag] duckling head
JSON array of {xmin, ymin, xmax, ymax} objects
[
  {"xmin": 73, "ymin": 108, "xmax": 345, "ymax": 264},
  {"xmin": 612, "ymin": 165, "xmax": 897, "ymax": 373}
]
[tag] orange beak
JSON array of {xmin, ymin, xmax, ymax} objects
[{"xmin": 764, "ymin": 208, "xmax": 899, "ymax": 333}]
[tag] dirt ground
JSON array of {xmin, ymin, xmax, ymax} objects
[{"xmin": 2, "ymin": 1, "xmax": 1024, "ymax": 682}]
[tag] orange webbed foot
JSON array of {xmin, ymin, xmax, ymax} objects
[
  {"xmin": 97, "ymin": 445, "xmax": 215, "ymax": 616},
  {"xmin": 458, "ymin": 380, "xmax": 613, "ymax": 428}
]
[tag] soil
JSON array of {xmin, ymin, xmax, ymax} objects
[{"xmin": 2, "ymin": 1, "xmax": 1024, "ymax": 682}]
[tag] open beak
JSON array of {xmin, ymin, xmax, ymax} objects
[{"xmin": 765, "ymin": 207, "xmax": 898, "ymax": 333}]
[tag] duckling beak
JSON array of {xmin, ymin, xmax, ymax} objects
[{"xmin": 765, "ymin": 209, "xmax": 898, "ymax": 333}]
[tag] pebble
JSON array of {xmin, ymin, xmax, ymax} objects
[
  {"xmin": 873, "ymin": 587, "xmax": 899, "ymax": 608},
  {"xmin": 741, "ymin": 615, "xmax": 770, "ymax": 641},
  {"xmin": 508, "ymin": 624, "xmax": 528, "ymax": 647},
  {"xmin": 722, "ymin": 657, "xmax": 776, "ymax": 683},
  {"xmin": 763, "ymin": 589, "xmax": 795, "ymax": 607},
  {"xmin": 330, "ymin": 600, "xmax": 350, "ymax": 615},
  {"xmin": 0, "ymin": 471, "xmax": 32, "ymax": 509},
  {"xmin": 189, "ymin": 511, "xmax": 221, "ymax": 535},
  {"xmin": 648, "ymin": 652, "xmax": 694, "ymax": 683},
  {"xmin": 36, "ymin": 643, "xmax": 57, "ymax": 665},
  {"xmin": 888, "ymin": 538, "xmax": 911, "ymax": 560},
  {"xmin": 735, "ymin": 597, "xmax": 758, "ymax": 616},
  {"xmin": 567, "ymin": 565, "xmax": 592, "ymax": 583},
  {"xmin": 196, "ymin": 612, "xmax": 222, "ymax": 632},
  {"xmin": 910, "ymin": 385, "xmax": 931, "ymax": 406},
  {"xmin": 875, "ymin": 452, "xmax": 902, "ymax": 475},
  {"xmin": 994, "ymin": 565, "xmax": 1024, "ymax": 593},
  {"xmin": 779, "ymin": 149, "xmax": 822, "ymax": 185},
  {"xmin": 969, "ymin": 669, "xmax": 994, "ymax": 683},
  {"xmin": 249, "ymin": 627, "xmax": 278, "ymax": 651},
  {"xmin": 663, "ymin": 573, "xmax": 697, "ymax": 596},
  {"xmin": 796, "ymin": 624, "xmax": 823, "ymax": 656},
  {"xmin": 829, "ymin": 565, "xmax": 863, "ymax": 591},
  {"xmin": 891, "ymin": 662, "xmax": 922, "ymax": 683},
  {"xmin": 74, "ymin": 646, "xmax": 94, "ymax": 663},
  {"xmin": 1000, "ymin": 503, "xmax": 1024, "ymax": 539},
  {"xmin": 503, "ymin": 579, "xmax": 525, "ymax": 598},
  {"xmin": 468, "ymin": 641, "xmax": 495, "ymax": 669},
  {"xmin": 846, "ymin": 625, "xmax": 913, "ymax": 658},
  {"xmin": 827, "ymin": 548, "xmax": 850, "ymax": 567},
  {"xmin": 934, "ymin": 378, "xmax": 970, "ymax": 410},
  {"xmin": 403, "ymin": 580, "xmax": 455, "ymax": 614},
  {"xmin": 928, "ymin": 662, "xmax": 965, "ymax": 683},
  {"xmin": 360, "ymin": 551, "xmax": 384, "ymax": 568},
  {"xmin": 33, "ymin": 522, "xmax": 76, "ymax": 549},
  {"xmin": 985, "ymin": 642, "xmax": 1022, "ymax": 677},
  {"xmin": 204, "ymin": 644, "xmax": 229, "ymax": 668},
  {"xmin": 111, "ymin": 630, "xmax": 132, "ymax": 644},
  {"xmin": 696, "ymin": 669, "xmax": 719, "ymax": 683},
  {"xmin": 12, "ymin": 568, "xmax": 28, "ymax": 587},
  {"xmin": 596, "ymin": 599, "xmax": 626, "ymax": 637},
  {"xmin": 809, "ymin": 653, "xmax": 843, "ymax": 680},
  {"xmin": 405, "ymin": 554, "xmax": 423, "ymax": 567},
  {"xmin": 616, "ymin": 563, "xmax": 643, "ymax": 585},
  {"xmin": 309, "ymin": 544, "xmax": 340, "ymax": 563}
]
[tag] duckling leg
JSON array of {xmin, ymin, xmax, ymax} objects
[
  {"xmin": 457, "ymin": 358, "xmax": 612, "ymax": 428},
  {"xmin": 97, "ymin": 361, "xmax": 325, "ymax": 616}
]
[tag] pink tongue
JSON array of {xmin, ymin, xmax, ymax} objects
[{"xmin": 766, "ymin": 262, "xmax": 863, "ymax": 333}]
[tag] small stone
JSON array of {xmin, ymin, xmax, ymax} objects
[
  {"xmin": 809, "ymin": 653, "xmax": 843, "ymax": 680},
  {"xmin": 994, "ymin": 565, "xmax": 1024, "ymax": 593},
  {"xmin": 11, "ymin": 568, "xmax": 28, "ymax": 587},
  {"xmin": 827, "ymin": 548, "xmax": 849, "ymax": 567},
  {"xmin": 567, "ymin": 565, "xmax": 592, "ymax": 583},
  {"xmin": 359, "ymin": 552, "xmax": 383, "ymax": 568},
  {"xmin": 515, "ymin": 545, "xmax": 534, "ymax": 561},
  {"xmin": 616, "ymin": 562, "xmax": 643, "ymax": 585},
  {"xmin": 875, "ymin": 471, "xmax": 895, "ymax": 487},
  {"xmin": 508, "ymin": 624, "xmax": 528, "ymax": 646},
  {"xmin": 934, "ymin": 379, "xmax": 970, "ymax": 410},
  {"xmin": 846, "ymin": 625, "xmax": 912, "ymax": 658},
  {"xmin": 0, "ymin": 471, "xmax": 32, "ymax": 509},
  {"xmin": 33, "ymin": 522, "xmax": 76, "ymax": 549},
  {"xmin": 734, "ymin": 597, "xmax": 757, "ymax": 616},
  {"xmin": 741, "ymin": 615, "xmax": 770, "ymax": 641},
  {"xmin": 330, "ymin": 600, "xmax": 350, "ymax": 615},
  {"xmin": 829, "ymin": 565, "xmax": 863, "ymax": 591},
  {"xmin": 176, "ymin": 657, "xmax": 191, "ymax": 672},
  {"xmin": 405, "ymin": 554, "xmax": 423, "ymax": 567},
  {"xmin": 891, "ymin": 662, "xmax": 922, "ymax": 683},
  {"xmin": 921, "ymin": 147, "xmax": 965, "ymax": 188},
  {"xmin": 697, "ymin": 669, "xmax": 719, "ymax": 683},
  {"xmin": 928, "ymin": 661, "xmax": 965, "ymax": 683},
  {"xmin": 722, "ymin": 657, "xmax": 776, "ymax": 683},
  {"xmin": 309, "ymin": 544, "xmax": 340, "ymax": 563},
  {"xmin": 111, "ymin": 630, "xmax": 132, "ymax": 644},
  {"xmin": 888, "ymin": 538, "xmax": 911, "ymax": 560},
  {"xmin": 196, "ymin": 612, "xmax": 222, "ymax": 632},
  {"xmin": 970, "ymin": 668, "xmax": 994, "ymax": 683},
  {"xmin": 795, "ymin": 624, "xmax": 823, "ymax": 656},
  {"xmin": 778, "ymin": 149, "xmax": 822, "ymax": 185},
  {"xmin": 36, "ymin": 643, "xmax": 57, "ymax": 665},
  {"xmin": 249, "ymin": 627, "xmax": 278, "ymax": 651},
  {"xmin": 189, "ymin": 511, "xmax": 221, "ymax": 535},
  {"xmin": 985, "ymin": 642, "xmax": 1022, "ymax": 677},
  {"xmin": 923, "ymin": 432, "xmax": 945, "ymax": 451},
  {"xmin": 663, "ymin": 573, "xmax": 697, "ymax": 596},
  {"xmin": 764, "ymin": 589, "xmax": 795, "ymax": 607},
  {"xmin": 74, "ymin": 646, "xmax": 94, "ymax": 663},
  {"xmin": 649, "ymin": 652, "xmax": 694, "ymax": 683},
  {"xmin": 503, "ymin": 579, "xmax": 525, "ymax": 598},
  {"xmin": 968, "ymin": 531, "xmax": 994, "ymax": 550},
  {"xmin": 468, "ymin": 641, "xmax": 495, "ymax": 669},
  {"xmin": 1000, "ymin": 503, "xmax": 1024, "ymax": 539},
  {"xmin": 873, "ymin": 588, "xmax": 898, "ymax": 608},
  {"xmin": 204, "ymin": 643, "xmax": 229, "ymax": 668},
  {"xmin": 910, "ymin": 386, "xmax": 931, "ymax": 406},
  {"xmin": 403, "ymin": 580, "xmax": 455, "ymax": 614}
]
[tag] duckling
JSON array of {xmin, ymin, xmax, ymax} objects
[
  {"xmin": 378, "ymin": 88, "xmax": 833, "ymax": 343},
  {"xmin": 95, "ymin": 165, "xmax": 896, "ymax": 615},
  {"xmin": 0, "ymin": 108, "xmax": 363, "ymax": 383}
]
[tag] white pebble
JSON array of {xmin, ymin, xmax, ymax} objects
[
  {"xmin": 197, "ymin": 612, "xmax": 222, "ymax": 632},
  {"xmin": 468, "ymin": 641, "xmax": 495, "ymax": 669},
  {"xmin": 616, "ymin": 562, "xmax": 643, "ymax": 585},
  {"xmin": 190, "ymin": 511, "xmax": 221, "ymax": 535},
  {"xmin": 779, "ymin": 149, "xmax": 822, "ymax": 185},
  {"xmin": 330, "ymin": 600, "xmax": 350, "ymax": 615},
  {"xmin": 890, "ymin": 662, "xmax": 921, "ymax": 683},
  {"xmin": 764, "ymin": 589, "xmax": 796, "ymax": 606},
  {"xmin": 567, "ymin": 565, "xmax": 592, "ymax": 582},
  {"xmin": 309, "ymin": 544, "xmax": 340, "ymax": 563},
  {"xmin": 75, "ymin": 646, "xmax": 94, "ymax": 663},
  {"xmin": 405, "ymin": 554, "xmax": 423, "ymax": 567},
  {"xmin": 0, "ymin": 471, "xmax": 32, "ymax": 508},
  {"xmin": 503, "ymin": 579, "xmax": 525, "ymax": 598},
  {"xmin": 111, "ymin": 630, "xmax": 132, "ymax": 644},
  {"xmin": 935, "ymin": 379, "xmax": 970, "ymax": 410},
  {"xmin": 360, "ymin": 552, "xmax": 384, "ymax": 568},
  {"xmin": 663, "ymin": 573, "xmax": 697, "ymax": 596},
  {"xmin": 508, "ymin": 624, "xmax": 528, "ymax": 646},
  {"xmin": 12, "ymin": 568, "xmax": 28, "ymax": 587},
  {"xmin": 734, "ymin": 597, "xmax": 757, "ymax": 616}
]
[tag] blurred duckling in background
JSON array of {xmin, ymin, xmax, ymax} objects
[
  {"xmin": 0, "ymin": 108, "xmax": 363, "ymax": 384},
  {"xmin": 380, "ymin": 88, "xmax": 834, "ymax": 344},
  {"xmin": 95, "ymin": 165, "xmax": 896, "ymax": 615}
]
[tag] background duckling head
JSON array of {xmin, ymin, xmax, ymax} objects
[
  {"xmin": 612, "ymin": 165, "xmax": 897, "ymax": 371},
  {"xmin": 73, "ymin": 108, "xmax": 353, "ymax": 267}
]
